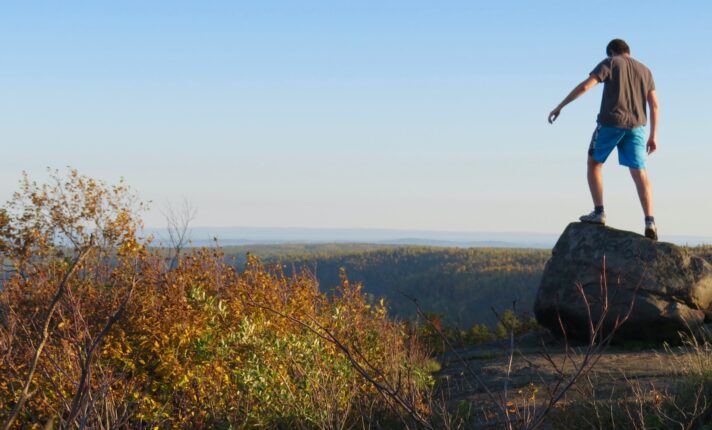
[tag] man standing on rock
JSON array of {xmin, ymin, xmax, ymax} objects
[{"xmin": 548, "ymin": 39, "xmax": 659, "ymax": 240}]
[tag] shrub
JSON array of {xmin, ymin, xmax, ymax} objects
[
  {"xmin": 0, "ymin": 169, "xmax": 432, "ymax": 429},
  {"xmin": 468, "ymin": 323, "xmax": 496, "ymax": 344}
]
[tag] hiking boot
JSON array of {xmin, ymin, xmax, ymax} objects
[
  {"xmin": 645, "ymin": 220, "xmax": 658, "ymax": 240},
  {"xmin": 579, "ymin": 211, "xmax": 606, "ymax": 225}
]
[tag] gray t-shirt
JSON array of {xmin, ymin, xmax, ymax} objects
[{"xmin": 590, "ymin": 56, "xmax": 655, "ymax": 129}]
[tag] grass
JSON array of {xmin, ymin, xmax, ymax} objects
[{"xmin": 547, "ymin": 333, "xmax": 712, "ymax": 429}]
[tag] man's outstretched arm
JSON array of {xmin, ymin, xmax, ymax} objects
[
  {"xmin": 647, "ymin": 90, "xmax": 658, "ymax": 154},
  {"xmin": 548, "ymin": 76, "xmax": 599, "ymax": 123}
]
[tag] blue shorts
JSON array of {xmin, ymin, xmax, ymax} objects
[{"xmin": 588, "ymin": 124, "xmax": 647, "ymax": 169}]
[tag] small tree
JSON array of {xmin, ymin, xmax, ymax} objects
[
  {"xmin": 163, "ymin": 198, "xmax": 197, "ymax": 269},
  {"xmin": 0, "ymin": 168, "xmax": 147, "ymax": 429}
]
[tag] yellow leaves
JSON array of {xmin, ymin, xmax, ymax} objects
[
  {"xmin": 180, "ymin": 374, "xmax": 190, "ymax": 386},
  {"xmin": 4, "ymin": 168, "xmax": 146, "ymax": 270}
]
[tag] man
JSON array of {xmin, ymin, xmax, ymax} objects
[{"xmin": 548, "ymin": 39, "xmax": 659, "ymax": 240}]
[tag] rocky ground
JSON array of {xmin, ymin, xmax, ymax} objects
[{"xmin": 434, "ymin": 332, "xmax": 706, "ymax": 428}]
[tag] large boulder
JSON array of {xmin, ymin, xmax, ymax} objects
[{"xmin": 534, "ymin": 222, "xmax": 712, "ymax": 343}]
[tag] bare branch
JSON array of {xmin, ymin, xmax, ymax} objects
[
  {"xmin": 64, "ymin": 265, "xmax": 139, "ymax": 427},
  {"xmin": 1, "ymin": 240, "xmax": 93, "ymax": 430},
  {"xmin": 163, "ymin": 198, "xmax": 197, "ymax": 270}
]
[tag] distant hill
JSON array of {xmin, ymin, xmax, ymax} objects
[
  {"xmin": 221, "ymin": 244, "xmax": 550, "ymax": 328},
  {"xmin": 146, "ymin": 226, "xmax": 558, "ymax": 249},
  {"xmin": 165, "ymin": 241, "xmax": 712, "ymax": 329},
  {"xmin": 145, "ymin": 226, "xmax": 712, "ymax": 249}
]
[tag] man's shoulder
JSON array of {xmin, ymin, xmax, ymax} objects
[
  {"xmin": 590, "ymin": 58, "xmax": 612, "ymax": 78},
  {"xmin": 614, "ymin": 55, "xmax": 652, "ymax": 72},
  {"xmin": 629, "ymin": 56, "xmax": 650, "ymax": 68},
  {"xmin": 594, "ymin": 57, "xmax": 612, "ymax": 67}
]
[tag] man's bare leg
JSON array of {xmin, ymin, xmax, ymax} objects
[
  {"xmin": 630, "ymin": 167, "xmax": 657, "ymax": 239},
  {"xmin": 580, "ymin": 156, "xmax": 606, "ymax": 224},
  {"xmin": 587, "ymin": 156, "xmax": 604, "ymax": 207},
  {"xmin": 629, "ymin": 168, "xmax": 653, "ymax": 217}
]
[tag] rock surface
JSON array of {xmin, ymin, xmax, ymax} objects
[{"xmin": 534, "ymin": 222, "xmax": 712, "ymax": 343}]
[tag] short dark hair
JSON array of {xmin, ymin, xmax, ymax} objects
[{"xmin": 606, "ymin": 39, "xmax": 630, "ymax": 56}]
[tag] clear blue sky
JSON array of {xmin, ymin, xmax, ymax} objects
[{"xmin": 1, "ymin": 1, "xmax": 710, "ymax": 237}]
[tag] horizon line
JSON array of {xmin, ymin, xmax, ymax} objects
[
  {"xmin": 143, "ymin": 225, "xmax": 561, "ymax": 236},
  {"xmin": 141, "ymin": 224, "xmax": 712, "ymax": 240}
]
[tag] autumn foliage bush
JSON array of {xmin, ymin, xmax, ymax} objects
[{"xmin": 0, "ymin": 170, "xmax": 432, "ymax": 429}]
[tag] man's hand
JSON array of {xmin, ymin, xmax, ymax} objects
[
  {"xmin": 548, "ymin": 107, "xmax": 561, "ymax": 124},
  {"xmin": 647, "ymin": 137, "xmax": 657, "ymax": 155}
]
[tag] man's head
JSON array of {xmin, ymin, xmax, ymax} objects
[{"xmin": 606, "ymin": 39, "xmax": 630, "ymax": 57}]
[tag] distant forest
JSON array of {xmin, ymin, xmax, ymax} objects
[{"xmin": 220, "ymin": 244, "xmax": 550, "ymax": 327}]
